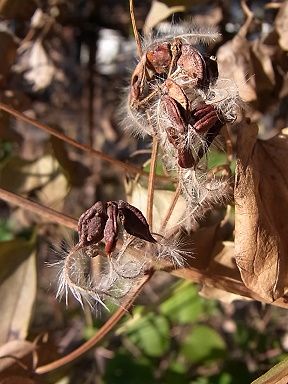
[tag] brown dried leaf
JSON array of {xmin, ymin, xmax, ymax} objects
[
  {"xmin": 234, "ymin": 121, "xmax": 288, "ymax": 302},
  {"xmin": 217, "ymin": 34, "xmax": 256, "ymax": 102},
  {"xmin": 0, "ymin": 0, "xmax": 36, "ymax": 19},
  {"xmin": 0, "ymin": 238, "xmax": 36, "ymax": 345},
  {"xmin": 0, "ymin": 340, "xmax": 34, "ymax": 372},
  {"xmin": 199, "ymin": 242, "xmax": 251, "ymax": 303},
  {"xmin": 118, "ymin": 200, "xmax": 156, "ymax": 243},
  {"xmin": 143, "ymin": 0, "xmax": 185, "ymax": 35},
  {"xmin": 275, "ymin": 1, "xmax": 288, "ymax": 51},
  {"xmin": 0, "ymin": 31, "xmax": 18, "ymax": 85},
  {"xmin": 126, "ymin": 181, "xmax": 187, "ymax": 232}
]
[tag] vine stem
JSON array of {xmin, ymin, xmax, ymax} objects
[
  {"xmin": 159, "ymin": 182, "xmax": 181, "ymax": 232},
  {"xmin": 129, "ymin": 0, "xmax": 143, "ymax": 58},
  {"xmin": 0, "ymin": 103, "xmax": 154, "ymax": 178},
  {"xmin": 146, "ymin": 137, "xmax": 159, "ymax": 229},
  {"xmin": 0, "ymin": 187, "xmax": 78, "ymax": 230},
  {"xmin": 35, "ymin": 270, "xmax": 154, "ymax": 374}
]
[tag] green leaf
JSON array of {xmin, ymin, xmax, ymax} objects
[
  {"xmin": 0, "ymin": 237, "xmax": 37, "ymax": 344},
  {"xmin": 160, "ymin": 282, "xmax": 209, "ymax": 324},
  {"xmin": 104, "ymin": 351, "xmax": 154, "ymax": 384},
  {"xmin": 125, "ymin": 312, "xmax": 170, "ymax": 357},
  {"xmin": 251, "ymin": 355, "xmax": 288, "ymax": 384},
  {"xmin": 181, "ymin": 325, "xmax": 226, "ymax": 364}
]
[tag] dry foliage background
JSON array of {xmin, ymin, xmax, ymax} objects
[{"xmin": 0, "ymin": 0, "xmax": 288, "ymax": 383}]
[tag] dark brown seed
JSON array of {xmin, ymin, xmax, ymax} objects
[
  {"xmin": 117, "ymin": 200, "xmax": 156, "ymax": 243},
  {"xmin": 77, "ymin": 201, "xmax": 108, "ymax": 247},
  {"xmin": 104, "ymin": 202, "xmax": 119, "ymax": 255},
  {"xmin": 146, "ymin": 42, "xmax": 171, "ymax": 74}
]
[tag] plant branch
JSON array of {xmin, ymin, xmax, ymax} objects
[
  {"xmin": 36, "ymin": 270, "xmax": 154, "ymax": 374},
  {"xmin": 146, "ymin": 137, "xmax": 159, "ymax": 229},
  {"xmin": 0, "ymin": 103, "xmax": 154, "ymax": 178},
  {"xmin": 160, "ymin": 182, "xmax": 181, "ymax": 232},
  {"xmin": 0, "ymin": 188, "xmax": 78, "ymax": 230},
  {"xmin": 129, "ymin": 0, "xmax": 143, "ymax": 57}
]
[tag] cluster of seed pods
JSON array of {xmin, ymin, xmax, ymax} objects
[{"xmin": 128, "ymin": 31, "xmax": 230, "ymax": 169}]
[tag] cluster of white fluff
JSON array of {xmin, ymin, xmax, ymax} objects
[
  {"xmin": 124, "ymin": 24, "xmax": 239, "ymax": 217},
  {"xmin": 54, "ymin": 231, "xmax": 192, "ymax": 312}
]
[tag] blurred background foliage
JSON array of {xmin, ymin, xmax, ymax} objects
[{"xmin": 0, "ymin": 0, "xmax": 288, "ymax": 383}]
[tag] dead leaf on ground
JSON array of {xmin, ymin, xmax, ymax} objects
[
  {"xmin": 0, "ymin": 0, "xmax": 36, "ymax": 20},
  {"xmin": 0, "ymin": 32, "xmax": 18, "ymax": 85},
  {"xmin": 217, "ymin": 34, "xmax": 256, "ymax": 103},
  {"xmin": 0, "ymin": 237, "xmax": 36, "ymax": 345},
  {"xmin": 275, "ymin": 1, "xmax": 288, "ymax": 51},
  {"xmin": 199, "ymin": 241, "xmax": 251, "ymax": 303},
  {"xmin": 143, "ymin": 0, "xmax": 185, "ymax": 35},
  {"xmin": 251, "ymin": 355, "xmax": 288, "ymax": 384},
  {"xmin": 0, "ymin": 154, "xmax": 69, "ymax": 210},
  {"xmin": 16, "ymin": 40, "xmax": 55, "ymax": 92},
  {"xmin": 0, "ymin": 340, "xmax": 35, "ymax": 372},
  {"xmin": 126, "ymin": 180, "xmax": 187, "ymax": 232},
  {"xmin": 234, "ymin": 121, "xmax": 288, "ymax": 302}
]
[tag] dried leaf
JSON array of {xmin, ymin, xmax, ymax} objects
[
  {"xmin": 118, "ymin": 200, "xmax": 156, "ymax": 243},
  {"xmin": 16, "ymin": 40, "xmax": 55, "ymax": 91},
  {"xmin": 217, "ymin": 34, "xmax": 256, "ymax": 102},
  {"xmin": 199, "ymin": 242, "xmax": 251, "ymax": 303},
  {"xmin": 0, "ymin": 154, "xmax": 69, "ymax": 209},
  {"xmin": 234, "ymin": 122, "xmax": 288, "ymax": 301},
  {"xmin": 0, "ymin": 377, "xmax": 39, "ymax": 384},
  {"xmin": 0, "ymin": 238, "xmax": 36, "ymax": 345},
  {"xmin": 50, "ymin": 137, "xmax": 91, "ymax": 186},
  {"xmin": 0, "ymin": 340, "xmax": 35, "ymax": 372},
  {"xmin": 143, "ymin": 0, "xmax": 185, "ymax": 35},
  {"xmin": 0, "ymin": 31, "xmax": 18, "ymax": 85},
  {"xmin": 126, "ymin": 181, "xmax": 187, "ymax": 232},
  {"xmin": 275, "ymin": 1, "xmax": 288, "ymax": 51},
  {"xmin": 77, "ymin": 201, "xmax": 108, "ymax": 247},
  {"xmin": 0, "ymin": 0, "xmax": 36, "ymax": 19},
  {"xmin": 251, "ymin": 355, "xmax": 288, "ymax": 384}
]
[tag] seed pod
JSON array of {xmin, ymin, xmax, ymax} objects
[
  {"xmin": 162, "ymin": 95, "xmax": 187, "ymax": 134},
  {"xmin": 117, "ymin": 200, "xmax": 156, "ymax": 243},
  {"xmin": 146, "ymin": 42, "xmax": 172, "ymax": 74},
  {"xmin": 77, "ymin": 201, "xmax": 108, "ymax": 247},
  {"xmin": 104, "ymin": 202, "xmax": 119, "ymax": 255}
]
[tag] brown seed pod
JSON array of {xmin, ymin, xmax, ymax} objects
[
  {"xmin": 77, "ymin": 201, "xmax": 108, "ymax": 247},
  {"xmin": 104, "ymin": 202, "xmax": 119, "ymax": 255},
  {"xmin": 118, "ymin": 200, "xmax": 156, "ymax": 243}
]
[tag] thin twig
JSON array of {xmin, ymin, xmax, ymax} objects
[
  {"xmin": 222, "ymin": 125, "xmax": 233, "ymax": 164},
  {"xmin": 159, "ymin": 182, "xmax": 181, "ymax": 232},
  {"xmin": 146, "ymin": 137, "xmax": 159, "ymax": 229},
  {"xmin": 0, "ymin": 187, "xmax": 77, "ymax": 230},
  {"xmin": 129, "ymin": 0, "xmax": 143, "ymax": 58},
  {"xmin": 36, "ymin": 270, "xmax": 154, "ymax": 374},
  {"xmin": 0, "ymin": 103, "xmax": 152, "ymax": 178}
]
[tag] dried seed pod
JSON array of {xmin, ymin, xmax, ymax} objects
[
  {"xmin": 177, "ymin": 45, "xmax": 206, "ymax": 86},
  {"xmin": 193, "ymin": 104, "xmax": 220, "ymax": 131},
  {"xmin": 161, "ymin": 95, "xmax": 187, "ymax": 134},
  {"xmin": 117, "ymin": 200, "xmax": 156, "ymax": 243},
  {"xmin": 163, "ymin": 78, "xmax": 188, "ymax": 110},
  {"xmin": 104, "ymin": 202, "xmax": 119, "ymax": 255},
  {"xmin": 146, "ymin": 42, "xmax": 172, "ymax": 74},
  {"xmin": 77, "ymin": 201, "xmax": 108, "ymax": 247}
]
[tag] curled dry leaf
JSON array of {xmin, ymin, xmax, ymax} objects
[
  {"xmin": 275, "ymin": 1, "xmax": 288, "ymax": 51},
  {"xmin": 0, "ymin": 238, "xmax": 36, "ymax": 345},
  {"xmin": 217, "ymin": 34, "xmax": 256, "ymax": 103},
  {"xmin": 143, "ymin": 0, "xmax": 185, "ymax": 35},
  {"xmin": 234, "ymin": 121, "xmax": 288, "ymax": 302},
  {"xmin": 126, "ymin": 181, "xmax": 187, "ymax": 233},
  {"xmin": 0, "ymin": 31, "xmax": 18, "ymax": 84},
  {"xmin": 0, "ymin": 340, "xmax": 34, "ymax": 372}
]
